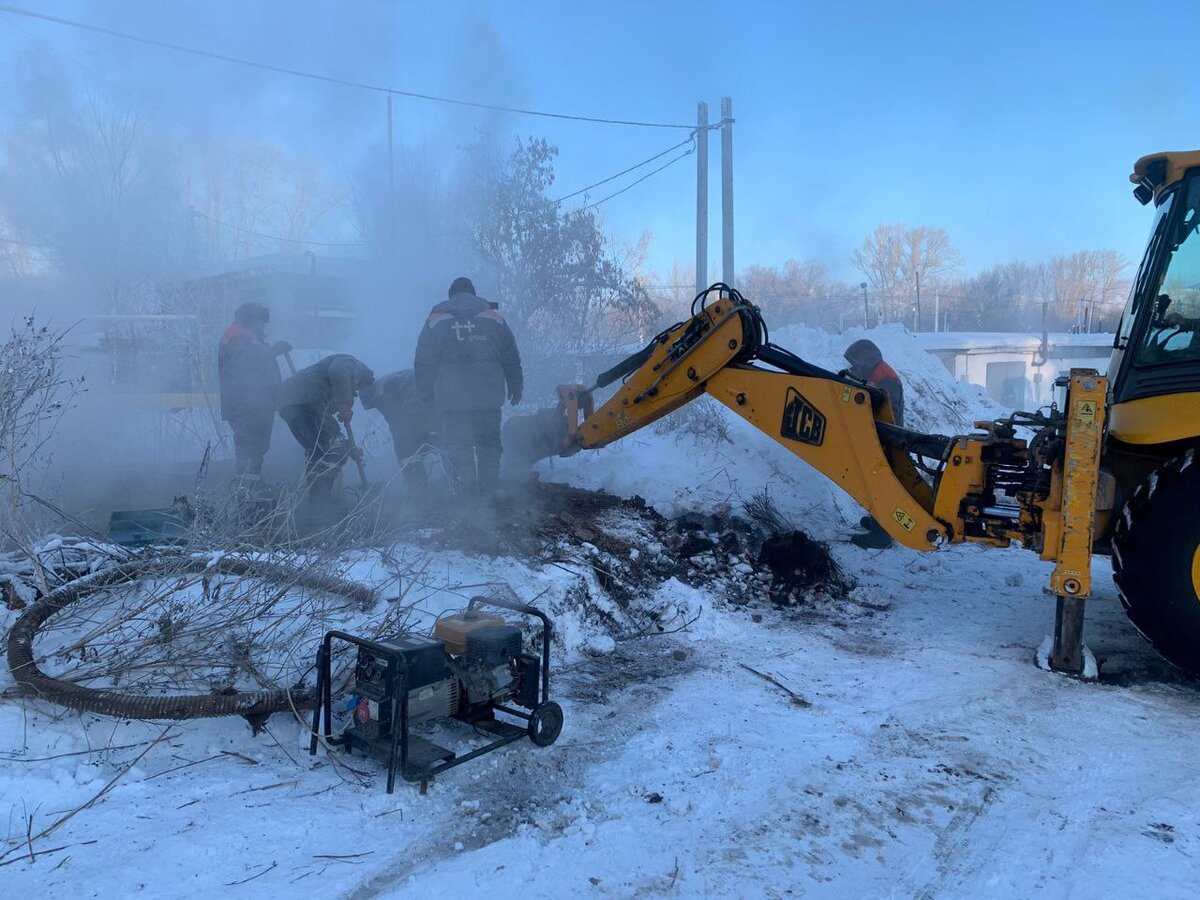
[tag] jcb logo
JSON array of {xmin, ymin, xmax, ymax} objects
[{"xmin": 781, "ymin": 387, "xmax": 826, "ymax": 446}]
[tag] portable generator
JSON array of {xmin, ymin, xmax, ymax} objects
[{"xmin": 308, "ymin": 595, "xmax": 562, "ymax": 792}]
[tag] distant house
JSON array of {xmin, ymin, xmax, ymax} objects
[
  {"xmin": 914, "ymin": 332, "xmax": 1115, "ymax": 409},
  {"xmin": 160, "ymin": 253, "xmax": 361, "ymax": 356},
  {"xmin": 73, "ymin": 254, "xmax": 365, "ymax": 405}
]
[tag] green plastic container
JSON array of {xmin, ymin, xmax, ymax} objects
[{"xmin": 108, "ymin": 504, "xmax": 192, "ymax": 547}]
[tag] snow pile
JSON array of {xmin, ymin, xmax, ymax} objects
[
  {"xmin": 538, "ymin": 323, "xmax": 1006, "ymax": 539},
  {"xmin": 770, "ymin": 322, "xmax": 1007, "ymax": 435}
]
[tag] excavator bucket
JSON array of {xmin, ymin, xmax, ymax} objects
[
  {"xmin": 502, "ymin": 404, "xmax": 570, "ymax": 467},
  {"xmin": 502, "ymin": 384, "xmax": 594, "ymax": 468}
]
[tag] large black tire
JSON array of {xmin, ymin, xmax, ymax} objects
[{"xmin": 1112, "ymin": 450, "xmax": 1200, "ymax": 672}]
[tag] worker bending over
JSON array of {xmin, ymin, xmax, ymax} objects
[
  {"xmin": 277, "ymin": 354, "xmax": 375, "ymax": 504},
  {"xmin": 414, "ymin": 277, "xmax": 523, "ymax": 498},
  {"xmin": 359, "ymin": 369, "xmax": 434, "ymax": 491}
]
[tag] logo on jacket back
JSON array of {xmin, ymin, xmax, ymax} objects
[
  {"xmin": 451, "ymin": 320, "xmax": 475, "ymax": 341},
  {"xmin": 780, "ymin": 387, "xmax": 825, "ymax": 445}
]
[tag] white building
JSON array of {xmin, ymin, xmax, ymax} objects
[{"xmin": 913, "ymin": 332, "xmax": 1115, "ymax": 409}]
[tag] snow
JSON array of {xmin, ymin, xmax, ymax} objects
[{"xmin": 3, "ymin": 324, "xmax": 1199, "ymax": 898}]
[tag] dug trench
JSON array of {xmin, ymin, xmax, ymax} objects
[{"xmin": 398, "ymin": 480, "xmax": 854, "ymax": 615}]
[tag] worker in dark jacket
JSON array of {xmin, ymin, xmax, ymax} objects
[
  {"xmin": 359, "ymin": 370, "xmax": 434, "ymax": 490},
  {"xmin": 217, "ymin": 301, "xmax": 292, "ymax": 476},
  {"xmin": 277, "ymin": 354, "xmax": 375, "ymax": 502},
  {"xmin": 844, "ymin": 338, "xmax": 904, "ymax": 426},
  {"xmin": 843, "ymin": 339, "xmax": 904, "ymax": 549},
  {"xmin": 413, "ymin": 277, "xmax": 522, "ymax": 497}
]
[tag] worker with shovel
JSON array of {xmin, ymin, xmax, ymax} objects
[
  {"xmin": 217, "ymin": 301, "xmax": 293, "ymax": 479},
  {"xmin": 277, "ymin": 354, "xmax": 375, "ymax": 507}
]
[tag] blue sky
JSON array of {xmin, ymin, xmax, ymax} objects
[{"xmin": 0, "ymin": 1, "xmax": 1193, "ymax": 280}]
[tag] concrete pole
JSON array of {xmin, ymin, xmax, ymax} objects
[
  {"xmin": 721, "ymin": 97, "xmax": 734, "ymax": 286},
  {"xmin": 934, "ymin": 287, "xmax": 940, "ymax": 333},
  {"xmin": 387, "ymin": 93, "xmax": 396, "ymax": 262},
  {"xmin": 695, "ymin": 102, "xmax": 708, "ymax": 298},
  {"xmin": 915, "ymin": 270, "xmax": 922, "ymax": 333}
]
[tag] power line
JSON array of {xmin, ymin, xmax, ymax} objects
[
  {"xmin": 578, "ymin": 146, "xmax": 696, "ymax": 212},
  {"xmin": 0, "ymin": 4, "xmax": 697, "ymax": 130},
  {"xmin": 192, "ymin": 210, "xmax": 367, "ymax": 248},
  {"xmin": 553, "ymin": 134, "xmax": 697, "ymax": 204}
]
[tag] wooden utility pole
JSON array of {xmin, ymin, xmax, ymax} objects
[
  {"xmin": 721, "ymin": 96, "xmax": 734, "ymax": 286},
  {"xmin": 695, "ymin": 101, "xmax": 708, "ymax": 298}
]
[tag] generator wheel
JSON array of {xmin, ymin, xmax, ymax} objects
[
  {"xmin": 1112, "ymin": 450, "xmax": 1200, "ymax": 672},
  {"xmin": 528, "ymin": 701, "xmax": 563, "ymax": 747}
]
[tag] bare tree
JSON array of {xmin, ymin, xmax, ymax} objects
[
  {"xmin": 1048, "ymin": 249, "xmax": 1130, "ymax": 331},
  {"xmin": 462, "ymin": 136, "xmax": 658, "ymax": 352},
  {"xmin": 737, "ymin": 258, "xmax": 853, "ymax": 329},
  {"xmin": 853, "ymin": 223, "xmax": 962, "ymax": 323},
  {"xmin": 642, "ymin": 258, "xmax": 696, "ymax": 327}
]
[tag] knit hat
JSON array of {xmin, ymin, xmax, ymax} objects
[{"xmin": 234, "ymin": 301, "xmax": 269, "ymax": 326}]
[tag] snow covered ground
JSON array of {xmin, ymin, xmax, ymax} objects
[{"xmin": 3, "ymin": 325, "xmax": 1198, "ymax": 898}]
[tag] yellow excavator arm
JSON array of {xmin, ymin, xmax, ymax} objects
[{"xmin": 556, "ymin": 286, "xmax": 1107, "ymax": 624}]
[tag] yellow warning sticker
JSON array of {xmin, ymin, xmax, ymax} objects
[
  {"xmin": 891, "ymin": 507, "xmax": 917, "ymax": 532},
  {"xmin": 1074, "ymin": 399, "xmax": 1097, "ymax": 424},
  {"xmin": 842, "ymin": 386, "xmax": 852, "ymax": 403}
]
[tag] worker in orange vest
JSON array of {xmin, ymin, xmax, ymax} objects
[{"xmin": 844, "ymin": 339, "xmax": 904, "ymax": 549}]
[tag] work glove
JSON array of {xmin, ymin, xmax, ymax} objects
[
  {"xmin": 349, "ymin": 446, "xmax": 364, "ymax": 464},
  {"xmin": 337, "ymin": 402, "xmax": 354, "ymax": 424},
  {"xmin": 272, "ymin": 340, "xmax": 293, "ymax": 356},
  {"xmin": 509, "ymin": 389, "xmax": 522, "ymax": 406}
]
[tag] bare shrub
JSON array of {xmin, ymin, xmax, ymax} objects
[
  {"xmin": 0, "ymin": 318, "xmax": 82, "ymax": 544},
  {"xmin": 653, "ymin": 395, "xmax": 733, "ymax": 449}
]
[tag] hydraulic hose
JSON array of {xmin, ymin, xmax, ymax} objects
[{"xmin": 6, "ymin": 556, "xmax": 374, "ymax": 721}]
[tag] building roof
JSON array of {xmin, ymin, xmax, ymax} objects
[{"xmin": 912, "ymin": 331, "xmax": 1115, "ymax": 355}]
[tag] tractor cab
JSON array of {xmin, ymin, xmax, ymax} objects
[{"xmin": 1109, "ymin": 152, "xmax": 1200, "ymax": 444}]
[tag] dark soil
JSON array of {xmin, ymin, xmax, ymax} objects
[{"xmin": 400, "ymin": 480, "xmax": 851, "ymax": 610}]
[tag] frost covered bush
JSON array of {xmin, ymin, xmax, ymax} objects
[
  {"xmin": 653, "ymin": 395, "xmax": 733, "ymax": 448},
  {"xmin": 0, "ymin": 318, "xmax": 80, "ymax": 541}
]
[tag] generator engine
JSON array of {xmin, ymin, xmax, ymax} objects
[{"xmin": 310, "ymin": 597, "xmax": 562, "ymax": 792}]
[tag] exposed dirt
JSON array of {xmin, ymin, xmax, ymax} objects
[{"xmin": 398, "ymin": 480, "xmax": 852, "ymax": 613}]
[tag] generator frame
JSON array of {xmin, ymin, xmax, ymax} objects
[{"xmin": 308, "ymin": 596, "xmax": 554, "ymax": 793}]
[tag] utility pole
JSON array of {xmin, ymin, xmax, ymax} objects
[
  {"xmin": 915, "ymin": 270, "xmax": 922, "ymax": 332},
  {"xmin": 720, "ymin": 96, "xmax": 734, "ymax": 286},
  {"xmin": 860, "ymin": 282, "xmax": 869, "ymax": 327},
  {"xmin": 387, "ymin": 93, "xmax": 396, "ymax": 263},
  {"xmin": 934, "ymin": 287, "xmax": 940, "ymax": 334},
  {"xmin": 695, "ymin": 101, "xmax": 708, "ymax": 298}
]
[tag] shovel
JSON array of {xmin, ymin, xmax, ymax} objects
[{"xmin": 342, "ymin": 419, "xmax": 370, "ymax": 489}]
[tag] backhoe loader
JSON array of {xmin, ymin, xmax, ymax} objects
[{"xmin": 551, "ymin": 150, "xmax": 1200, "ymax": 675}]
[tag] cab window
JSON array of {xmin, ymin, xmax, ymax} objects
[{"xmin": 1134, "ymin": 175, "xmax": 1200, "ymax": 365}]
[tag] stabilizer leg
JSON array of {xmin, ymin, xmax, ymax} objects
[{"xmin": 1050, "ymin": 595, "xmax": 1085, "ymax": 674}]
